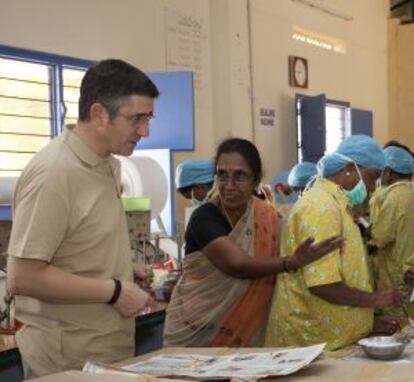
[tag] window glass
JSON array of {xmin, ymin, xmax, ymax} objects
[
  {"xmin": 0, "ymin": 58, "xmax": 52, "ymax": 177},
  {"xmin": 63, "ymin": 67, "xmax": 86, "ymax": 123},
  {"xmin": 325, "ymin": 104, "xmax": 347, "ymax": 154},
  {"xmin": 296, "ymin": 98, "xmax": 350, "ymax": 161}
]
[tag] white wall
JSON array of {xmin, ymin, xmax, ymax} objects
[
  {"xmin": 247, "ymin": 0, "xmax": 390, "ymax": 180},
  {"xmin": 0, "ymin": 0, "xmax": 166, "ymax": 70},
  {"xmin": 388, "ymin": 19, "xmax": 414, "ymax": 148}
]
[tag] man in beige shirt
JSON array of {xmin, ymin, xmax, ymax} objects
[{"xmin": 7, "ymin": 59, "xmax": 159, "ymax": 377}]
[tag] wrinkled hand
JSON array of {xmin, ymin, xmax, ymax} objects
[
  {"xmin": 404, "ymin": 268, "xmax": 414, "ymax": 287},
  {"xmin": 113, "ymin": 281, "xmax": 153, "ymax": 318},
  {"xmin": 372, "ymin": 289, "xmax": 401, "ymax": 309},
  {"xmin": 288, "ymin": 236, "xmax": 344, "ymax": 271},
  {"xmin": 371, "ymin": 315, "xmax": 401, "ymax": 336}
]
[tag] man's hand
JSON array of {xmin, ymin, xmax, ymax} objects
[
  {"xmin": 113, "ymin": 281, "xmax": 153, "ymax": 317},
  {"xmin": 132, "ymin": 263, "xmax": 152, "ymax": 282},
  {"xmin": 132, "ymin": 263, "xmax": 155, "ymax": 298}
]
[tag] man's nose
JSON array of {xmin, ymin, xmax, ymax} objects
[{"xmin": 137, "ymin": 123, "xmax": 150, "ymax": 137}]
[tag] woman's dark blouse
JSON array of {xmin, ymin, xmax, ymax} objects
[{"xmin": 185, "ymin": 202, "xmax": 232, "ymax": 254}]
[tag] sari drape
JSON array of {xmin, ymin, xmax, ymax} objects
[{"xmin": 164, "ymin": 197, "xmax": 279, "ymax": 347}]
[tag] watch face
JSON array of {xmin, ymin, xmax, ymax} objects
[{"xmin": 294, "ymin": 59, "xmax": 307, "ymax": 87}]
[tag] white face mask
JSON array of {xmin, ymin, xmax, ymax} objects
[
  {"xmin": 375, "ymin": 176, "xmax": 382, "ymax": 189},
  {"xmin": 343, "ymin": 169, "xmax": 367, "ymax": 206},
  {"xmin": 191, "ymin": 189, "xmax": 208, "ymax": 207}
]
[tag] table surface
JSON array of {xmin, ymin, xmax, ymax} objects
[{"xmin": 27, "ymin": 345, "xmax": 414, "ymax": 382}]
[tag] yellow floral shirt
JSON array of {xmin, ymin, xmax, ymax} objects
[
  {"xmin": 265, "ymin": 178, "xmax": 373, "ymax": 351},
  {"xmin": 370, "ymin": 181, "xmax": 414, "ymax": 318}
]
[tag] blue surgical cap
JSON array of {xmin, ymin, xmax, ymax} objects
[
  {"xmin": 317, "ymin": 135, "xmax": 386, "ymax": 177},
  {"xmin": 288, "ymin": 162, "xmax": 317, "ymax": 188},
  {"xmin": 383, "ymin": 146, "xmax": 413, "ymax": 175},
  {"xmin": 175, "ymin": 159, "xmax": 215, "ymax": 189}
]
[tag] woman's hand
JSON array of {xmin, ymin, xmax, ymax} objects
[
  {"xmin": 371, "ymin": 315, "xmax": 401, "ymax": 336},
  {"xmin": 287, "ymin": 236, "xmax": 344, "ymax": 272}
]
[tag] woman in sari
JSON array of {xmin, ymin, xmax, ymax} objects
[{"xmin": 164, "ymin": 138, "xmax": 342, "ymax": 347}]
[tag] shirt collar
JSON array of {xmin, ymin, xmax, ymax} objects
[{"xmin": 63, "ymin": 126, "xmax": 110, "ymax": 167}]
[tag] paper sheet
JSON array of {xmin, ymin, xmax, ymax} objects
[{"xmin": 121, "ymin": 344, "xmax": 326, "ymax": 381}]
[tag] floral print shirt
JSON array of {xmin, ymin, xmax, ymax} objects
[{"xmin": 265, "ymin": 178, "xmax": 373, "ymax": 351}]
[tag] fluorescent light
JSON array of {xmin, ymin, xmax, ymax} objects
[{"xmin": 292, "ymin": 26, "xmax": 346, "ymax": 54}]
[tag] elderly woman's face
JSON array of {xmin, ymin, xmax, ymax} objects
[{"xmin": 215, "ymin": 152, "xmax": 257, "ymax": 211}]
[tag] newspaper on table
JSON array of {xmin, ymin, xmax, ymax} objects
[{"xmin": 121, "ymin": 343, "xmax": 325, "ymax": 380}]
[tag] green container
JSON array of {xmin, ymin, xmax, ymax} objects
[{"xmin": 122, "ymin": 197, "xmax": 151, "ymax": 211}]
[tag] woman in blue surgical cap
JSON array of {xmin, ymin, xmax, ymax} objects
[
  {"xmin": 265, "ymin": 135, "xmax": 401, "ymax": 351},
  {"xmin": 175, "ymin": 159, "xmax": 215, "ymax": 206},
  {"xmin": 288, "ymin": 161, "xmax": 317, "ymax": 196},
  {"xmin": 370, "ymin": 146, "xmax": 414, "ymax": 320}
]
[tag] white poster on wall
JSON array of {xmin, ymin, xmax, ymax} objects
[
  {"xmin": 258, "ymin": 106, "xmax": 276, "ymax": 129},
  {"xmin": 165, "ymin": 8, "xmax": 208, "ymax": 106}
]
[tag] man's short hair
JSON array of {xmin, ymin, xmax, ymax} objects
[{"xmin": 78, "ymin": 59, "xmax": 159, "ymax": 121}]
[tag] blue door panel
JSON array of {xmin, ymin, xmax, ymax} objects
[
  {"xmin": 351, "ymin": 108, "xmax": 373, "ymax": 137},
  {"xmin": 300, "ymin": 94, "xmax": 326, "ymax": 163}
]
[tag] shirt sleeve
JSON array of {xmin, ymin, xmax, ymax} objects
[
  {"xmin": 8, "ymin": 171, "xmax": 70, "ymax": 263},
  {"xmin": 291, "ymin": 202, "xmax": 343, "ymax": 288},
  {"xmin": 185, "ymin": 203, "xmax": 231, "ymax": 254}
]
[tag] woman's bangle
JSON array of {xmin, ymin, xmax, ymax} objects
[{"xmin": 108, "ymin": 279, "xmax": 122, "ymax": 305}]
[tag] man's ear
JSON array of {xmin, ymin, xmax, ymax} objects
[{"xmin": 89, "ymin": 102, "xmax": 109, "ymax": 125}]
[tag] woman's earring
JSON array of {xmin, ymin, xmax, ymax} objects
[{"xmin": 346, "ymin": 172, "xmax": 351, "ymax": 176}]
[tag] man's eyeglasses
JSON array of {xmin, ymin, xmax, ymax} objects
[
  {"xmin": 117, "ymin": 112, "xmax": 154, "ymax": 125},
  {"xmin": 215, "ymin": 171, "xmax": 252, "ymax": 185}
]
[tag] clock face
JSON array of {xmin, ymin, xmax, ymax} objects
[
  {"xmin": 289, "ymin": 56, "xmax": 308, "ymax": 88},
  {"xmin": 294, "ymin": 59, "xmax": 307, "ymax": 87}
]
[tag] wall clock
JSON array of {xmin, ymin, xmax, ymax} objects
[{"xmin": 289, "ymin": 56, "xmax": 308, "ymax": 88}]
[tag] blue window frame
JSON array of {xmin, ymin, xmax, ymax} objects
[
  {"xmin": 0, "ymin": 45, "xmax": 93, "ymax": 219},
  {"xmin": 0, "ymin": 44, "xmax": 94, "ymax": 136}
]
